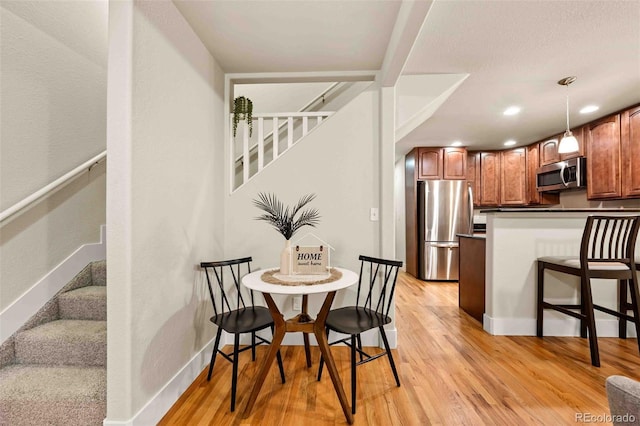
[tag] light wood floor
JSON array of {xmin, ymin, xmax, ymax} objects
[{"xmin": 159, "ymin": 272, "xmax": 640, "ymax": 425}]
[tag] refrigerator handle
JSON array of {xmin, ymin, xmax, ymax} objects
[{"xmin": 468, "ymin": 183, "xmax": 474, "ymax": 233}]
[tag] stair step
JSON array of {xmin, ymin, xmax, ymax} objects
[
  {"xmin": 59, "ymin": 286, "xmax": 106, "ymax": 320},
  {"xmin": 91, "ymin": 260, "xmax": 106, "ymax": 286},
  {"xmin": 15, "ymin": 320, "xmax": 106, "ymax": 366},
  {"xmin": 0, "ymin": 364, "xmax": 106, "ymax": 426}
]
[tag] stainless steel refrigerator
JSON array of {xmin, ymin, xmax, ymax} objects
[{"xmin": 417, "ymin": 180, "xmax": 473, "ymax": 281}]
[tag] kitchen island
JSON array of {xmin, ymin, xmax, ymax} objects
[{"xmin": 481, "ymin": 208, "xmax": 640, "ymax": 337}]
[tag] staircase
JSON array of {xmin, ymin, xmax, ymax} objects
[{"xmin": 0, "ymin": 261, "xmax": 107, "ymax": 426}]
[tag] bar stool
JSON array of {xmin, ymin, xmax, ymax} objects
[{"xmin": 536, "ymin": 215, "xmax": 640, "ymax": 367}]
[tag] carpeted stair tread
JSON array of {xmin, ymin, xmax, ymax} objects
[
  {"xmin": 0, "ymin": 364, "xmax": 106, "ymax": 426},
  {"xmin": 15, "ymin": 320, "xmax": 106, "ymax": 366},
  {"xmin": 59, "ymin": 286, "xmax": 106, "ymax": 320},
  {"xmin": 91, "ymin": 260, "xmax": 106, "ymax": 286}
]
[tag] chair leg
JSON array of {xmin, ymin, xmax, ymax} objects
[
  {"xmin": 379, "ymin": 326, "xmax": 400, "ymax": 387},
  {"xmin": 207, "ymin": 327, "xmax": 223, "ymax": 381},
  {"xmin": 317, "ymin": 327, "xmax": 329, "ymax": 381},
  {"xmin": 579, "ymin": 281, "xmax": 587, "ymax": 339},
  {"xmin": 626, "ymin": 275, "xmax": 640, "ymax": 355},
  {"xmin": 536, "ymin": 262, "xmax": 544, "ymax": 337},
  {"xmin": 581, "ymin": 276, "xmax": 600, "ymax": 367},
  {"xmin": 230, "ymin": 334, "xmax": 240, "ymax": 411},
  {"xmin": 619, "ymin": 280, "xmax": 629, "ymax": 339},
  {"xmin": 251, "ymin": 331, "xmax": 256, "ymax": 361},
  {"xmin": 356, "ymin": 334, "xmax": 363, "ymax": 362},
  {"xmin": 350, "ymin": 334, "xmax": 357, "ymax": 415}
]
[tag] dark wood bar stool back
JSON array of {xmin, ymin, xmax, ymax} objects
[
  {"xmin": 537, "ymin": 215, "xmax": 640, "ymax": 367},
  {"xmin": 317, "ymin": 255, "xmax": 403, "ymax": 414},
  {"xmin": 200, "ymin": 257, "xmax": 285, "ymax": 411}
]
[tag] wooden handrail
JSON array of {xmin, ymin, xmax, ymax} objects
[{"xmin": 0, "ymin": 150, "xmax": 107, "ymax": 223}]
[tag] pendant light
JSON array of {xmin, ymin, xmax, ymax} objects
[{"xmin": 557, "ymin": 76, "xmax": 579, "ymax": 154}]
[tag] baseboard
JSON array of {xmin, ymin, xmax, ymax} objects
[
  {"xmin": 483, "ymin": 314, "xmax": 637, "ymax": 337},
  {"xmin": 0, "ymin": 225, "xmax": 107, "ymax": 344},
  {"xmin": 103, "ymin": 339, "xmax": 214, "ymax": 426}
]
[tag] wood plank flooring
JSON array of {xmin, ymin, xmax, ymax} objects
[{"xmin": 159, "ymin": 272, "xmax": 640, "ymax": 425}]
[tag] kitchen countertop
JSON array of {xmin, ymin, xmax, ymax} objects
[{"xmin": 457, "ymin": 234, "xmax": 486, "ymax": 239}]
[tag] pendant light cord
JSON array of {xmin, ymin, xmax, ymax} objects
[{"xmin": 566, "ymin": 86, "xmax": 571, "ymax": 132}]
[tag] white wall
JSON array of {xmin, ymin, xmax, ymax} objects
[
  {"xmin": 107, "ymin": 0, "xmax": 224, "ymax": 421},
  {"xmin": 235, "ymin": 82, "xmax": 334, "ymax": 113},
  {"xmin": 225, "ymin": 88, "xmax": 381, "ymax": 324},
  {"xmin": 0, "ymin": 1, "xmax": 107, "ymax": 312}
]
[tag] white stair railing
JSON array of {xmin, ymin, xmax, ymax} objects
[
  {"xmin": 231, "ymin": 112, "xmax": 333, "ymax": 190},
  {"xmin": 0, "ymin": 151, "xmax": 107, "ymax": 223}
]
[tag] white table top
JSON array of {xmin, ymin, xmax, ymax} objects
[{"xmin": 242, "ymin": 267, "xmax": 358, "ymax": 295}]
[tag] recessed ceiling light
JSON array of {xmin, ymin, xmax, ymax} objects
[
  {"xmin": 504, "ymin": 140, "xmax": 517, "ymax": 147},
  {"xmin": 451, "ymin": 141, "xmax": 463, "ymax": 147},
  {"xmin": 580, "ymin": 105, "xmax": 599, "ymax": 114},
  {"xmin": 503, "ymin": 106, "xmax": 521, "ymax": 116}
]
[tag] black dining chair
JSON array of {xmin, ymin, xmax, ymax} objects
[
  {"xmin": 317, "ymin": 255, "xmax": 402, "ymax": 414},
  {"xmin": 200, "ymin": 257, "xmax": 285, "ymax": 411},
  {"xmin": 537, "ymin": 215, "xmax": 640, "ymax": 367}
]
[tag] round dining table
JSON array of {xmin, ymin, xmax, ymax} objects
[{"xmin": 241, "ymin": 267, "xmax": 358, "ymax": 424}]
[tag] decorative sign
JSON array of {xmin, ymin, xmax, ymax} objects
[{"xmin": 292, "ymin": 245, "xmax": 328, "ymax": 275}]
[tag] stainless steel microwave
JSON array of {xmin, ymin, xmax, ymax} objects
[{"xmin": 536, "ymin": 157, "xmax": 586, "ymax": 192}]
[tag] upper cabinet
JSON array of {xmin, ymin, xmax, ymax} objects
[
  {"xmin": 443, "ymin": 147, "xmax": 467, "ymax": 180},
  {"xmin": 586, "ymin": 114, "xmax": 622, "ymax": 199},
  {"xmin": 467, "ymin": 152, "xmax": 481, "ymax": 205},
  {"xmin": 478, "ymin": 152, "xmax": 500, "ymax": 206},
  {"xmin": 417, "ymin": 148, "xmax": 442, "ymax": 179},
  {"xmin": 622, "ymin": 106, "xmax": 640, "ymax": 197},
  {"xmin": 500, "ymin": 148, "xmax": 527, "ymax": 205},
  {"xmin": 416, "ymin": 147, "xmax": 467, "ymax": 180},
  {"xmin": 539, "ymin": 136, "xmax": 561, "ymax": 166},
  {"xmin": 539, "ymin": 127, "xmax": 585, "ymax": 166}
]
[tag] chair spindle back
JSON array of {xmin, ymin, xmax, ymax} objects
[
  {"xmin": 581, "ymin": 216, "xmax": 640, "ymax": 265},
  {"xmin": 356, "ymin": 255, "xmax": 403, "ymax": 317},
  {"xmin": 200, "ymin": 257, "xmax": 254, "ymax": 316}
]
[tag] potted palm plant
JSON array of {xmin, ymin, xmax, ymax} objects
[
  {"xmin": 253, "ymin": 193, "xmax": 320, "ymax": 274},
  {"xmin": 233, "ymin": 96, "xmax": 253, "ymax": 138}
]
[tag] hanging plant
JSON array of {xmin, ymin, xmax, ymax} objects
[{"xmin": 233, "ymin": 96, "xmax": 253, "ymax": 138}]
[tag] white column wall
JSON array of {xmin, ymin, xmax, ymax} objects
[
  {"xmin": 225, "ymin": 88, "xmax": 381, "ymax": 330},
  {"xmin": 107, "ymin": 0, "xmax": 224, "ymax": 421},
  {"xmin": 0, "ymin": 1, "xmax": 107, "ymax": 312}
]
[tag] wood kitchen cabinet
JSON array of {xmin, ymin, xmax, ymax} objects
[
  {"xmin": 443, "ymin": 147, "xmax": 467, "ymax": 180},
  {"xmin": 479, "ymin": 152, "xmax": 500, "ymax": 206},
  {"xmin": 586, "ymin": 113, "xmax": 622, "ymax": 199},
  {"xmin": 417, "ymin": 148, "xmax": 442, "ymax": 179},
  {"xmin": 500, "ymin": 148, "xmax": 527, "ymax": 205},
  {"xmin": 467, "ymin": 152, "xmax": 481, "ymax": 205},
  {"xmin": 622, "ymin": 106, "xmax": 640, "ymax": 197},
  {"xmin": 539, "ymin": 128, "xmax": 585, "ymax": 165},
  {"xmin": 417, "ymin": 147, "xmax": 467, "ymax": 180},
  {"xmin": 539, "ymin": 136, "xmax": 561, "ymax": 166}
]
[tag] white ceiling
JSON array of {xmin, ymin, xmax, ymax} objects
[{"xmin": 175, "ymin": 0, "xmax": 640, "ymax": 153}]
